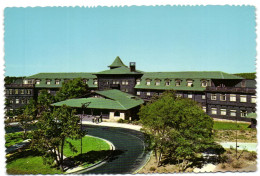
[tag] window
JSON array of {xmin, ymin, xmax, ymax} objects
[
  {"xmin": 55, "ymin": 79, "xmax": 60, "ymax": 85},
  {"xmin": 240, "ymin": 95, "xmax": 247, "ymax": 103},
  {"xmin": 155, "ymin": 79, "xmax": 160, "ymax": 86},
  {"xmin": 5, "ymin": 89, "xmax": 9, "ymax": 95},
  {"xmin": 165, "ymin": 80, "xmax": 171, "ymax": 86},
  {"xmin": 114, "ymin": 111, "xmax": 120, "ymax": 116},
  {"xmin": 93, "ymin": 79, "xmax": 98, "ymax": 85},
  {"xmin": 137, "ymin": 91, "xmax": 141, "ymax": 95},
  {"xmin": 146, "ymin": 79, "xmax": 151, "ymax": 86},
  {"xmin": 240, "ymin": 110, "xmax": 247, "ymax": 117},
  {"xmin": 136, "ymin": 79, "xmax": 141, "ymax": 85},
  {"xmin": 251, "ymin": 96, "xmax": 256, "ymax": 103},
  {"xmin": 202, "ymin": 95, "xmax": 206, "ymax": 99},
  {"xmin": 176, "ymin": 94, "xmax": 182, "ymax": 98},
  {"xmin": 27, "ymin": 80, "xmax": 32, "ymax": 84},
  {"xmin": 21, "ymin": 99, "xmax": 26, "ymax": 104},
  {"xmin": 46, "ymin": 80, "xmax": 51, "ymax": 85},
  {"xmin": 47, "ymin": 89, "xmax": 51, "ymax": 94},
  {"xmin": 9, "ymin": 99, "xmax": 13, "ymax": 104},
  {"xmin": 187, "ymin": 80, "xmax": 193, "ymax": 87},
  {"xmin": 202, "ymin": 106, "xmax": 206, "ymax": 112},
  {"xmin": 125, "ymin": 80, "xmax": 129, "ymax": 85},
  {"xmin": 27, "ymin": 99, "xmax": 30, "ymax": 104},
  {"xmin": 147, "ymin": 92, "xmax": 151, "ymax": 96},
  {"xmin": 220, "ymin": 109, "xmax": 226, "ymax": 115},
  {"xmin": 122, "ymin": 80, "xmax": 126, "ymax": 85},
  {"xmin": 125, "ymin": 89, "xmax": 128, "ymax": 93},
  {"xmin": 175, "ymin": 79, "xmax": 181, "ymax": 86},
  {"xmin": 201, "ymin": 80, "xmax": 207, "ymax": 87},
  {"xmin": 15, "ymin": 89, "xmax": 19, "ymax": 95},
  {"xmin": 27, "ymin": 90, "xmax": 32, "ymax": 95},
  {"xmin": 230, "ymin": 110, "xmax": 236, "ymax": 117},
  {"xmin": 230, "ymin": 94, "xmax": 236, "ymax": 102},
  {"xmin": 211, "ymin": 94, "xmax": 217, "ymax": 100},
  {"xmin": 9, "ymin": 89, "xmax": 13, "ymax": 95},
  {"xmin": 211, "ymin": 108, "xmax": 217, "ymax": 115},
  {"xmin": 36, "ymin": 80, "xmax": 40, "ymax": 85},
  {"xmin": 21, "ymin": 89, "xmax": 25, "ymax": 95},
  {"xmin": 188, "ymin": 94, "xmax": 193, "ymax": 99},
  {"xmin": 220, "ymin": 94, "xmax": 226, "ymax": 101},
  {"xmin": 15, "ymin": 99, "xmax": 19, "ymax": 104},
  {"xmin": 122, "ymin": 80, "xmax": 129, "ymax": 85}
]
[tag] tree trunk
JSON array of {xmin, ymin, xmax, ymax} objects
[
  {"xmin": 157, "ymin": 151, "xmax": 163, "ymax": 167},
  {"xmin": 60, "ymin": 138, "xmax": 65, "ymax": 172}
]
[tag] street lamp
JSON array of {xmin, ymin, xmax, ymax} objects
[{"xmin": 81, "ymin": 102, "xmax": 91, "ymax": 155}]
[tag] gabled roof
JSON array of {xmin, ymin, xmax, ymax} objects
[
  {"xmin": 96, "ymin": 66, "xmax": 143, "ymax": 75},
  {"xmin": 108, "ymin": 56, "xmax": 127, "ymax": 68},
  {"xmin": 52, "ymin": 89, "xmax": 144, "ymax": 110},
  {"xmin": 27, "ymin": 72, "xmax": 96, "ymax": 79}
]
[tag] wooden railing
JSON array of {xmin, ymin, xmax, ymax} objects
[{"xmin": 206, "ymin": 87, "xmax": 256, "ymax": 93}]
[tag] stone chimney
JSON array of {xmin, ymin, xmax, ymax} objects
[{"xmin": 130, "ymin": 62, "xmax": 136, "ymax": 72}]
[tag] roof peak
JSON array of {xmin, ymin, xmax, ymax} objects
[{"xmin": 108, "ymin": 56, "xmax": 127, "ymax": 68}]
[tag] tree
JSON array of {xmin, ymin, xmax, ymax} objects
[
  {"xmin": 37, "ymin": 89, "xmax": 55, "ymax": 114},
  {"xmin": 139, "ymin": 91, "xmax": 220, "ymax": 170},
  {"xmin": 55, "ymin": 78, "xmax": 89, "ymax": 102},
  {"xmin": 17, "ymin": 98, "xmax": 37, "ymax": 139},
  {"xmin": 31, "ymin": 105, "xmax": 85, "ymax": 171}
]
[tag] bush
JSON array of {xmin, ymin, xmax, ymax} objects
[
  {"xmin": 244, "ymin": 152, "xmax": 257, "ymax": 161},
  {"xmin": 231, "ymin": 161, "xmax": 242, "ymax": 169},
  {"xmin": 221, "ymin": 163, "xmax": 226, "ymax": 169},
  {"xmin": 117, "ymin": 119, "xmax": 124, "ymax": 123},
  {"xmin": 149, "ymin": 166, "xmax": 156, "ymax": 171}
]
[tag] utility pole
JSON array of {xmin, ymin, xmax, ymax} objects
[{"xmin": 81, "ymin": 102, "xmax": 91, "ymax": 155}]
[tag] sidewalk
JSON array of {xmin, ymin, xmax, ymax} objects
[{"xmin": 82, "ymin": 121, "xmax": 142, "ymax": 131}]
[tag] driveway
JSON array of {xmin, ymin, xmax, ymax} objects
[{"xmin": 76, "ymin": 124, "xmax": 149, "ymax": 174}]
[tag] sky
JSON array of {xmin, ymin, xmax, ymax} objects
[{"xmin": 4, "ymin": 6, "xmax": 256, "ymax": 76}]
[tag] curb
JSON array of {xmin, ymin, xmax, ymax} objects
[
  {"xmin": 132, "ymin": 150, "xmax": 152, "ymax": 174},
  {"xmin": 65, "ymin": 135, "xmax": 115, "ymax": 174}
]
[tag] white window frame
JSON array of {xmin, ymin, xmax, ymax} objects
[
  {"xmin": 21, "ymin": 89, "xmax": 25, "ymax": 95},
  {"xmin": 165, "ymin": 80, "xmax": 171, "ymax": 86},
  {"xmin": 146, "ymin": 79, "xmax": 151, "ymax": 86},
  {"xmin": 147, "ymin": 92, "xmax": 151, "ymax": 96},
  {"xmin": 240, "ymin": 95, "xmax": 247, "ymax": 103},
  {"xmin": 230, "ymin": 110, "xmax": 236, "ymax": 117},
  {"xmin": 175, "ymin": 80, "xmax": 181, "ymax": 86},
  {"xmin": 201, "ymin": 80, "xmax": 207, "ymax": 87},
  {"xmin": 137, "ymin": 91, "xmax": 141, "ymax": 95},
  {"xmin": 211, "ymin": 108, "xmax": 217, "ymax": 115},
  {"xmin": 220, "ymin": 109, "xmax": 226, "ymax": 115},
  {"xmin": 187, "ymin": 80, "xmax": 193, "ymax": 87},
  {"xmin": 211, "ymin": 94, "xmax": 217, "ymax": 100},
  {"xmin": 240, "ymin": 110, "xmax": 247, "ymax": 117},
  {"xmin": 27, "ymin": 90, "xmax": 32, "ymax": 95},
  {"xmin": 251, "ymin": 96, "xmax": 256, "ymax": 103},
  {"xmin": 46, "ymin": 80, "xmax": 51, "ymax": 85},
  {"xmin": 202, "ymin": 95, "xmax": 206, "ymax": 99},
  {"xmin": 15, "ymin": 89, "xmax": 19, "ymax": 95},
  {"xmin": 55, "ymin": 79, "xmax": 60, "ymax": 85},
  {"xmin": 230, "ymin": 94, "xmax": 236, "ymax": 102},
  {"xmin": 136, "ymin": 79, "xmax": 141, "ymax": 85},
  {"xmin": 155, "ymin": 80, "xmax": 160, "ymax": 86},
  {"xmin": 220, "ymin": 94, "xmax": 226, "ymax": 101},
  {"xmin": 93, "ymin": 79, "xmax": 98, "ymax": 85},
  {"xmin": 15, "ymin": 99, "xmax": 19, "ymax": 104},
  {"xmin": 188, "ymin": 94, "xmax": 193, "ymax": 99},
  {"xmin": 36, "ymin": 80, "xmax": 40, "ymax": 85}
]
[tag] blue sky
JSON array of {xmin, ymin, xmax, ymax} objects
[{"xmin": 4, "ymin": 6, "xmax": 256, "ymax": 76}]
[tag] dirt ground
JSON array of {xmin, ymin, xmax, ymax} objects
[{"xmin": 214, "ymin": 130, "xmax": 257, "ymax": 143}]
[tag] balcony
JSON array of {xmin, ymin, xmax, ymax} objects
[
  {"xmin": 206, "ymin": 87, "xmax": 256, "ymax": 94},
  {"xmin": 5, "ymin": 84, "xmax": 35, "ymax": 88}
]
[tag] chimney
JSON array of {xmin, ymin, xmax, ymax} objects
[{"xmin": 130, "ymin": 62, "xmax": 136, "ymax": 72}]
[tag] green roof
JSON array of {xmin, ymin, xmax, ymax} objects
[
  {"xmin": 26, "ymin": 72, "xmax": 98, "ymax": 88},
  {"xmin": 135, "ymin": 71, "xmax": 243, "ymax": 91},
  {"xmin": 52, "ymin": 89, "xmax": 144, "ymax": 110},
  {"xmin": 108, "ymin": 56, "xmax": 127, "ymax": 68},
  {"xmin": 96, "ymin": 66, "xmax": 143, "ymax": 75}
]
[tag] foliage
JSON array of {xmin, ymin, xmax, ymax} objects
[
  {"xmin": 234, "ymin": 72, "xmax": 256, "ymax": 79},
  {"xmin": 4, "ymin": 76, "xmax": 24, "ymax": 85},
  {"xmin": 30, "ymin": 105, "xmax": 86, "ymax": 171},
  {"xmin": 5, "ymin": 132, "xmax": 24, "ymax": 147},
  {"xmin": 37, "ymin": 89, "xmax": 55, "ymax": 114},
  {"xmin": 139, "ymin": 91, "xmax": 220, "ymax": 170},
  {"xmin": 55, "ymin": 78, "xmax": 89, "ymax": 102},
  {"xmin": 17, "ymin": 98, "xmax": 37, "ymax": 139}
]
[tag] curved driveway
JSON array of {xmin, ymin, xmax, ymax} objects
[{"xmin": 77, "ymin": 124, "xmax": 149, "ymax": 174}]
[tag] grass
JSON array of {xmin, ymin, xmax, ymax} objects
[
  {"xmin": 63, "ymin": 135, "xmax": 110, "ymax": 157},
  {"xmin": 6, "ymin": 156, "xmax": 63, "ymax": 174},
  {"xmin": 6, "ymin": 135, "xmax": 111, "ymax": 174},
  {"xmin": 213, "ymin": 121, "xmax": 250, "ymax": 130},
  {"xmin": 5, "ymin": 132, "xmax": 24, "ymax": 148}
]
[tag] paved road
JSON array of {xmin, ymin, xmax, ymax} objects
[{"xmin": 76, "ymin": 124, "xmax": 149, "ymax": 174}]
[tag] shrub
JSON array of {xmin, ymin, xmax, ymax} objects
[
  {"xmin": 117, "ymin": 119, "xmax": 124, "ymax": 123},
  {"xmin": 244, "ymin": 152, "xmax": 257, "ymax": 161},
  {"xmin": 221, "ymin": 163, "xmax": 226, "ymax": 169},
  {"xmin": 149, "ymin": 166, "xmax": 156, "ymax": 171},
  {"xmin": 231, "ymin": 161, "xmax": 242, "ymax": 169}
]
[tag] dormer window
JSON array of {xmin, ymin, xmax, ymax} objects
[
  {"xmin": 55, "ymin": 79, "xmax": 60, "ymax": 85},
  {"xmin": 155, "ymin": 79, "xmax": 161, "ymax": 86},
  {"xmin": 187, "ymin": 79, "xmax": 193, "ymax": 87},
  {"xmin": 27, "ymin": 80, "xmax": 33, "ymax": 84},
  {"xmin": 146, "ymin": 79, "xmax": 151, "ymax": 86},
  {"xmin": 136, "ymin": 79, "xmax": 141, "ymax": 85},
  {"xmin": 175, "ymin": 79, "xmax": 181, "ymax": 86},
  {"xmin": 46, "ymin": 79, "xmax": 51, "ymax": 85},
  {"xmin": 35, "ymin": 80, "xmax": 40, "ymax": 85},
  {"xmin": 201, "ymin": 80, "xmax": 207, "ymax": 87},
  {"xmin": 165, "ymin": 79, "xmax": 171, "ymax": 86},
  {"xmin": 93, "ymin": 79, "xmax": 98, "ymax": 85}
]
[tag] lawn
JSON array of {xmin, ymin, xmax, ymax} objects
[
  {"xmin": 6, "ymin": 135, "xmax": 111, "ymax": 174},
  {"xmin": 63, "ymin": 135, "xmax": 110, "ymax": 157},
  {"xmin": 213, "ymin": 121, "xmax": 250, "ymax": 130},
  {"xmin": 5, "ymin": 132, "xmax": 24, "ymax": 148}
]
